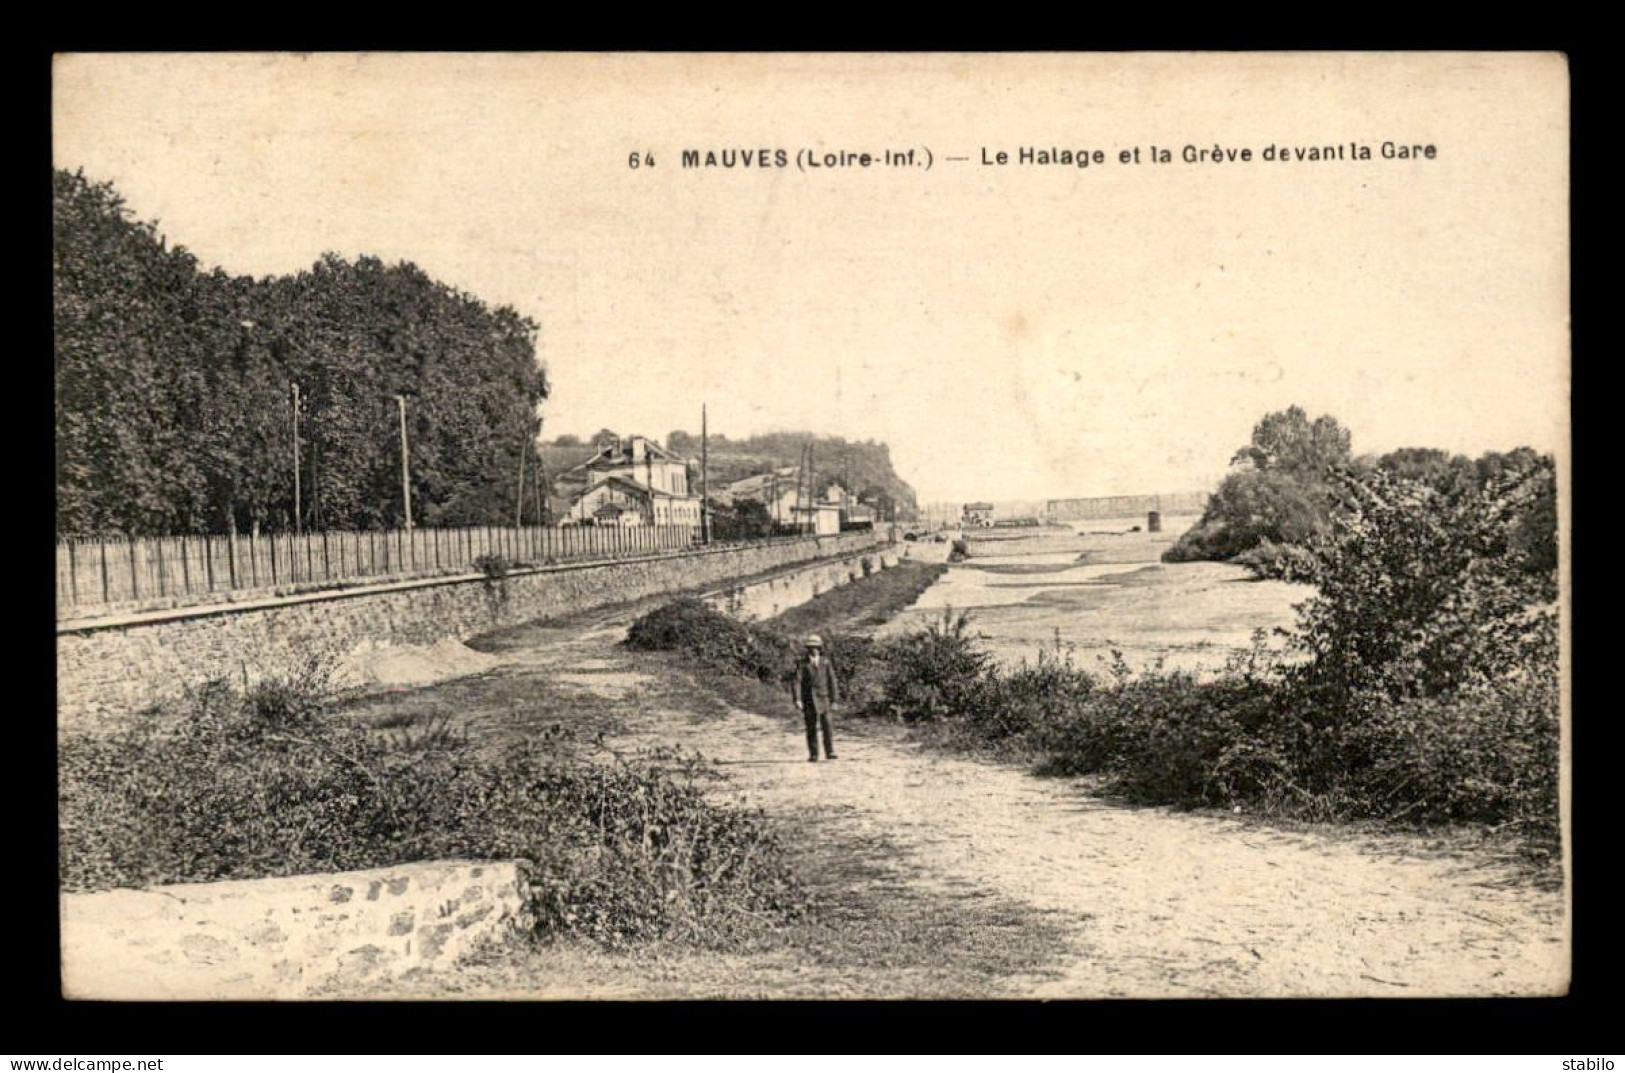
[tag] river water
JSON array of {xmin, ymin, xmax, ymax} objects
[{"xmin": 881, "ymin": 518, "xmax": 1307, "ymax": 677}]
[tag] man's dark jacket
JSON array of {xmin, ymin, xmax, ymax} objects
[{"xmin": 794, "ymin": 655, "xmax": 840, "ymax": 715}]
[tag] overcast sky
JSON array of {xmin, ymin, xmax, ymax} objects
[{"xmin": 54, "ymin": 53, "xmax": 1569, "ymax": 503}]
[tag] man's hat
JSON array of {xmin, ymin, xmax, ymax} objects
[{"xmin": 805, "ymin": 634, "xmax": 824, "ymax": 648}]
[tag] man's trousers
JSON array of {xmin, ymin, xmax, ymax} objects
[{"xmin": 805, "ymin": 706, "xmax": 834, "ymax": 759}]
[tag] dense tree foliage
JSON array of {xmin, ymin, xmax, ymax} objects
[
  {"xmin": 1165, "ymin": 406, "xmax": 1352, "ymax": 562},
  {"xmin": 1165, "ymin": 406, "xmax": 1558, "ymax": 585},
  {"xmin": 707, "ymin": 498, "xmax": 775, "ymax": 541},
  {"xmin": 55, "ymin": 169, "xmax": 548, "ymax": 537},
  {"xmin": 1366, "ymin": 445, "xmax": 1558, "ymax": 582},
  {"xmin": 1294, "ymin": 460, "xmax": 1559, "ymax": 702},
  {"xmin": 1230, "ymin": 407, "xmax": 1352, "ymax": 473}
]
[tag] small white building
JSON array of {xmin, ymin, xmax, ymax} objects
[
  {"xmin": 794, "ymin": 501, "xmax": 842, "ymax": 537},
  {"xmin": 962, "ymin": 501, "xmax": 996, "ymax": 527},
  {"xmin": 720, "ymin": 468, "xmax": 806, "ymax": 529},
  {"xmin": 823, "ymin": 483, "xmax": 878, "ymax": 528}
]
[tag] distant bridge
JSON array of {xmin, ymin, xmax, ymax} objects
[{"xmin": 1044, "ymin": 492, "xmax": 1208, "ymax": 521}]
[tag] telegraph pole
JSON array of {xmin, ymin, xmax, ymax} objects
[
  {"xmin": 397, "ymin": 395, "xmax": 413, "ymax": 529},
  {"xmin": 701, "ymin": 404, "xmax": 711, "ymax": 544},
  {"xmin": 806, "ymin": 440, "xmax": 816, "ymax": 535},
  {"xmin": 800, "ymin": 442, "xmax": 812, "ymax": 536},
  {"xmin": 515, "ymin": 419, "xmax": 528, "ymax": 530},
  {"xmin": 311, "ymin": 436, "xmax": 323, "ymax": 531},
  {"xmin": 792, "ymin": 447, "xmax": 802, "ymax": 534},
  {"xmin": 843, "ymin": 445, "xmax": 851, "ymax": 522},
  {"xmin": 534, "ymin": 443, "xmax": 546, "ymax": 527},
  {"xmin": 291, "ymin": 382, "xmax": 302, "ymax": 535}
]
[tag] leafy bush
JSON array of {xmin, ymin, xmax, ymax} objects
[
  {"xmin": 1334, "ymin": 670, "xmax": 1560, "ymax": 834},
  {"xmin": 1038, "ymin": 670, "xmax": 1311, "ymax": 809},
  {"xmin": 58, "ymin": 663, "xmax": 807, "ymax": 947},
  {"xmin": 1162, "ymin": 407, "xmax": 1351, "ymax": 565},
  {"xmin": 626, "ymin": 598, "xmax": 798, "ymax": 684},
  {"xmin": 474, "ymin": 553, "xmax": 512, "ymax": 580},
  {"xmin": 625, "ymin": 596, "xmax": 877, "ymax": 695},
  {"xmin": 870, "ymin": 610, "xmax": 991, "ymax": 723},
  {"xmin": 1233, "ymin": 538, "xmax": 1319, "ymax": 582},
  {"xmin": 962, "ymin": 644, "xmax": 1095, "ymax": 744},
  {"xmin": 1158, "ymin": 537, "xmax": 1212, "ymax": 564},
  {"xmin": 241, "ymin": 651, "xmax": 338, "ymax": 728},
  {"xmin": 1164, "ymin": 466, "xmax": 1339, "ymax": 564},
  {"xmin": 887, "ymin": 625, "xmax": 1557, "ymax": 843},
  {"xmin": 1292, "ymin": 462, "xmax": 1558, "ymax": 701}
]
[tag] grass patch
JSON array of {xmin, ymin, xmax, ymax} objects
[
  {"xmin": 324, "ymin": 812, "xmax": 1073, "ymax": 999},
  {"xmin": 58, "ymin": 655, "xmax": 810, "ymax": 949},
  {"xmin": 624, "ymin": 560, "xmax": 946, "ymax": 718},
  {"xmin": 343, "ymin": 662, "xmax": 643, "ymax": 753},
  {"xmin": 772, "ymin": 560, "xmax": 948, "ymax": 634}
]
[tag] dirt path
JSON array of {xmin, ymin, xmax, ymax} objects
[{"xmin": 479, "ymin": 603, "xmax": 1568, "ymax": 999}]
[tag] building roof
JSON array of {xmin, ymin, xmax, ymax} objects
[
  {"xmin": 964, "ymin": 502, "xmax": 996, "ymax": 511},
  {"xmin": 573, "ymin": 474, "xmax": 697, "ymax": 504},
  {"xmin": 555, "ymin": 435, "xmax": 700, "ymax": 502},
  {"xmin": 567, "ymin": 435, "xmax": 687, "ymax": 475},
  {"xmin": 716, "ymin": 469, "xmax": 802, "ymax": 505},
  {"xmin": 538, "ymin": 442, "xmax": 598, "ymax": 479},
  {"xmin": 575, "ymin": 474, "xmax": 653, "ymax": 503}
]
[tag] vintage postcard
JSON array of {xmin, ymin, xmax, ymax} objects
[{"xmin": 53, "ymin": 52, "xmax": 1569, "ymax": 999}]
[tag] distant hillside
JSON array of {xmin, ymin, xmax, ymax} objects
[
  {"xmin": 535, "ymin": 441, "xmax": 598, "ymax": 483},
  {"xmin": 539, "ymin": 430, "xmax": 918, "ymax": 519}
]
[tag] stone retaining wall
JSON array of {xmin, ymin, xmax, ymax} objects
[
  {"xmin": 704, "ymin": 546, "xmax": 900, "ymax": 621},
  {"xmin": 58, "ymin": 532, "xmax": 888, "ymax": 733}
]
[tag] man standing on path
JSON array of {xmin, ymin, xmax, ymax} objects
[{"xmin": 794, "ymin": 634, "xmax": 839, "ymax": 762}]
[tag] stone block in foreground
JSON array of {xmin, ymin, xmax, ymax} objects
[{"xmin": 60, "ymin": 859, "xmax": 531, "ymax": 1000}]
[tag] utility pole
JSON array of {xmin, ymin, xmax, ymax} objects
[
  {"xmin": 800, "ymin": 441, "xmax": 812, "ymax": 536},
  {"xmin": 515, "ymin": 419, "xmax": 528, "ymax": 530},
  {"xmin": 397, "ymin": 395, "xmax": 413, "ymax": 530},
  {"xmin": 291, "ymin": 382, "xmax": 302, "ymax": 535},
  {"xmin": 534, "ymin": 443, "xmax": 546, "ymax": 527},
  {"xmin": 807, "ymin": 440, "xmax": 816, "ymax": 535},
  {"xmin": 701, "ymin": 404, "xmax": 711, "ymax": 544},
  {"xmin": 843, "ymin": 444, "xmax": 851, "ymax": 524},
  {"xmin": 810, "ymin": 442, "xmax": 818, "ymax": 534},
  {"xmin": 311, "ymin": 425, "xmax": 323, "ymax": 532},
  {"xmin": 792, "ymin": 447, "xmax": 802, "ymax": 535}
]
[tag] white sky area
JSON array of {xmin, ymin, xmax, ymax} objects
[{"xmin": 53, "ymin": 53, "xmax": 1569, "ymax": 503}]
